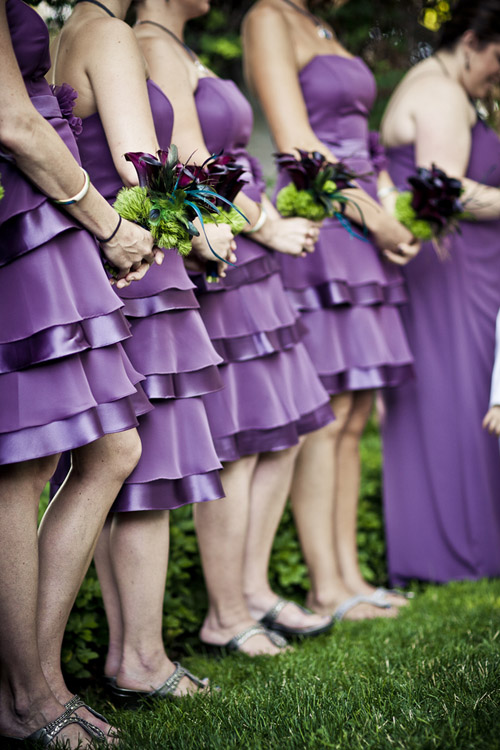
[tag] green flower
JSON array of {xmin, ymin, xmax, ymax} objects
[
  {"xmin": 0, "ymin": 177, "xmax": 4, "ymax": 202},
  {"xmin": 276, "ymin": 184, "xmax": 328, "ymax": 221},
  {"xmin": 204, "ymin": 207, "xmax": 247, "ymax": 235},
  {"xmin": 114, "ymin": 185, "xmax": 151, "ymax": 225},
  {"xmin": 395, "ymin": 191, "xmax": 433, "ymax": 241}
]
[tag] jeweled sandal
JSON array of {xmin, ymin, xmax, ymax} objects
[
  {"xmin": 110, "ymin": 662, "xmax": 210, "ymax": 705},
  {"xmin": 0, "ymin": 705, "xmax": 107, "ymax": 746},
  {"xmin": 202, "ymin": 623, "xmax": 288, "ymax": 656}
]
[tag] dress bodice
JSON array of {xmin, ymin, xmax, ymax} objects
[
  {"xmin": 194, "ymin": 77, "xmax": 265, "ymax": 202},
  {"xmin": 7, "ymin": 0, "xmax": 51, "ymax": 90},
  {"xmin": 77, "ymin": 80, "xmax": 174, "ymax": 202},
  {"xmin": 299, "ymin": 55, "xmax": 376, "ymax": 159}
]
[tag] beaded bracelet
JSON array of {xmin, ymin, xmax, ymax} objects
[
  {"xmin": 246, "ymin": 206, "xmax": 268, "ymax": 234},
  {"xmin": 98, "ymin": 214, "xmax": 122, "ymax": 244},
  {"xmin": 53, "ymin": 167, "xmax": 90, "ymax": 206}
]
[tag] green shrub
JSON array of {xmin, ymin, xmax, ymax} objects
[{"xmin": 41, "ymin": 416, "xmax": 387, "ymax": 678}]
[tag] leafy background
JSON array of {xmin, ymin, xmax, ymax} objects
[{"xmin": 34, "ymin": 0, "xmax": 450, "ymax": 679}]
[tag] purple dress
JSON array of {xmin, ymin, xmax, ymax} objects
[
  {"xmin": 54, "ymin": 82, "xmax": 224, "ymax": 511},
  {"xmin": 275, "ymin": 56, "xmax": 413, "ymax": 393},
  {"xmin": 382, "ymin": 120, "xmax": 500, "ymax": 584},
  {"xmin": 0, "ymin": 0, "xmax": 151, "ymax": 465},
  {"xmin": 192, "ymin": 78, "xmax": 333, "ymax": 461}
]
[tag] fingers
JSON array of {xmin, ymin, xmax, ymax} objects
[
  {"xmin": 383, "ymin": 241, "xmax": 420, "ymax": 266},
  {"xmin": 115, "ymin": 260, "xmax": 151, "ymax": 288},
  {"xmin": 153, "ymin": 248, "xmax": 164, "ymax": 265}
]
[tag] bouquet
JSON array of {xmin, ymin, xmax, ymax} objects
[
  {"xmin": 0, "ymin": 176, "xmax": 4, "ymax": 202},
  {"xmin": 275, "ymin": 150, "xmax": 366, "ymax": 229},
  {"xmin": 395, "ymin": 164, "xmax": 465, "ymax": 244},
  {"xmin": 189, "ymin": 153, "xmax": 249, "ymax": 280},
  {"xmin": 113, "ymin": 146, "xmax": 246, "ymax": 265},
  {"xmin": 183, "ymin": 153, "xmax": 249, "ymax": 236}
]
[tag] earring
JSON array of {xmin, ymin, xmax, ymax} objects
[{"xmin": 465, "ymin": 53, "xmax": 471, "ymax": 72}]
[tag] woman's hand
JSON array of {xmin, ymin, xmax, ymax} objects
[
  {"xmin": 100, "ymin": 216, "xmax": 162, "ymax": 288},
  {"xmin": 254, "ymin": 216, "xmax": 321, "ymax": 256},
  {"xmin": 483, "ymin": 405, "xmax": 500, "ymax": 436},
  {"xmin": 191, "ymin": 222, "xmax": 237, "ymax": 278},
  {"xmin": 382, "ymin": 238, "xmax": 420, "ymax": 266}
]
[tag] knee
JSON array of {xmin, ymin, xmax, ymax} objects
[{"xmin": 110, "ymin": 429, "xmax": 142, "ymax": 482}]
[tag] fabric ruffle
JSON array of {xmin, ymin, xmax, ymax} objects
[
  {"xmin": 201, "ymin": 338, "xmax": 333, "ymax": 462},
  {"xmin": 192, "ymin": 235, "xmax": 279, "ymax": 294},
  {"xmin": 297, "ymin": 306, "xmax": 413, "ymax": 394}
]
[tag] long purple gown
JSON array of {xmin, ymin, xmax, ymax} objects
[
  {"xmin": 192, "ymin": 77, "xmax": 333, "ymax": 461},
  {"xmin": 0, "ymin": 0, "xmax": 151, "ymax": 465},
  {"xmin": 54, "ymin": 82, "xmax": 224, "ymax": 511},
  {"xmin": 382, "ymin": 121, "xmax": 500, "ymax": 584},
  {"xmin": 275, "ymin": 56, "xmax": 413, "ymax": 393}
]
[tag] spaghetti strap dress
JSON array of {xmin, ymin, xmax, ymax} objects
[
  {"xmin": 52, "ymin": 81, "xmax": 224, "ymax": 510},
  {"xmin": 382, "ymin": 120, "xmax": 500, "ymax": 584},
  {"xmin": 0, "ymin": 0, "xmax": 151, "ymax": 466},
  {"xmin": 274, "ymin": 55, "xmax": 414, "ymax": 393},
  {"xmin": 192, "ymin": 76, "xmax": 333, "ymax": 461}
]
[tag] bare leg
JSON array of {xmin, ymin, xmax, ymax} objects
[
  {"xmin": 94, "ymin": 510, "xmax": 207, "ymax": 696},
  {"xmin": 195, "ymin": 455, "xmax": 285, "ymax": 655},
  {"xmin": 337, "ymin": 391, "xmax": 407, "ymax": 606},
  {"xmin": 0, "ymin": 456, "xmax": 96, "ymax": 747},
  {"xmin": 93, "ymin": 517, "xmax": 123, "ymax": 680},
  {"xmin": 244, "ymin": 443, "xmax": 331, "ymax": 631},
  {"xmin": 291, "ymin": 394, "xmax": 396, "ymax": 620},
  {"xmin": 37, "ymin": 429, "xmax": 141, "ymax": 722}
]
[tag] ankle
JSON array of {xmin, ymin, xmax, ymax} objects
[{"xmin": 119, "ymin": 644, "xmax": 167, "ymax": 679}]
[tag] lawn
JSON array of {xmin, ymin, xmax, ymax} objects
[{"xmin": 73, "ymin": 578, "xmax": 500, "ymax": 750}]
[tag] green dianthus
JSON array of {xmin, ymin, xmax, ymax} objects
[
  {"xmin": 395, "ymin": 191, "xmax": 433, "ymax": 241},
  {"xmin": 276, "ymin": 184, "xmax": 328, "ymax": 221}
]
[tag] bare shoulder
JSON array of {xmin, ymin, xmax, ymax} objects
[
  {"xmin": 243, "ymin": 1, "xmax": 287, "ymax": 35},
  {"xmin": 135, "ymin": 31, "xmax": 194, "ymax": 88},
  {"xmin": 396, "ymin": 60, "xmax": 469, "ymax": 111}
]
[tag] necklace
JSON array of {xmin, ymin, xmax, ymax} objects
[
  {"xmin": 135, "ymin": 20, "xmax": 211, "ymax": 75},
  {"xmin": 75, "ymin": 0, "xmax": 115, "ymax": 17},
  {"xmin": 279, "ymin": 0, "xmax": 334, "ymax": 40}
]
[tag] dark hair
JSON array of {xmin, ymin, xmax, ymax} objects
[{"xmin": 438, "ymin": 0, "xmax": 500, "ymax": 50}]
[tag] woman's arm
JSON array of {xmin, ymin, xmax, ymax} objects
[
  {"xmin": 242, "ymin": 5, "xmax": 417, "ymax": 258},
  {"xmin": 412, "ymin": 78, "xmax": 500, "ymax": 221},
  {"xmin": 0, "ymin": 1, "xmax": 155, "ymax": 285}
]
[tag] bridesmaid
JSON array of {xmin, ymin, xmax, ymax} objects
[
  {"xmin": 380, "ymin": 0, "xmax": 500, "ymax": 584},
  {"xmin": 244, "ymin": 0, "xmax": 418, "ymax": 619},
  {"xmin": 134, "ymin": 0, "xmax": 335, "ymax": 654},
  {"xmin": 50, "ymin": 0, "xmax": 236, "ymax": 697},
  {"xmin": 0, "ymin": 0, "xmax": 157, "ymax": 744}
]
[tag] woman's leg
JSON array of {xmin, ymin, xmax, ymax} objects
[
  {"xmin": 291, "ymin": 393, "xmax": 396, "ymax": 620},
  {"xmin": 336, "ymin": 391, "xmax": 407, "ymax": 605},
  {"xmin": 36, "ymin": 429, "xmax": 141, "ymax": 710},
  {"xmin": 195, "ymin": 454, "xmax": 285, "ymax": 655},
  {"xmin": 243, "ymin": 443, "xmax": 331, "ymax": 630},
  {"xmin": 0, "ymin": 456, "xmax": 97, "ymax": 747},
  {"xmin": 94, "ymin": 509, "xmax": 207, "ymax": 696}
]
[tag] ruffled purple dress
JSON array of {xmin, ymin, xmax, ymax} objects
[
  {"xmin": 275, "ymin": 56, "xmax": 413, "ymax": 393},
  {"xmin": 192, "ymin": 77, "xmax": 333, "ymax": 461},
  {"xmin": 382, "ymin": 120, "xmax": 500, "ymax": 584},
  {"xmin": 0, "ymin": 0, "xmax": 151, "ymax": 465},
  {"xmin": 54, "ymin": 81, "xmax": 224, "ymax": 511}
]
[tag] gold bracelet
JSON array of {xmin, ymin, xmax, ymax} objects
[{"xmin": 53, "ymin": 168, "xmax": 90, "ymax": 206}]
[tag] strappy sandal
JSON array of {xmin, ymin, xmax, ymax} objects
[
  {"xmin": 201, "ymin": 623, "xmax": 288, "ymax": 656},
  {"xmin": 0, "ymin": 705, "xmax": 107, "ymax": 746},
  {"xmin": 366, "ymin": 587, "xmax": 414, "ymax": 607},
  {"xmin": 259, "ymin": 598, "xmax": 334, "ymax": 638},
  {"xmin": 65, "ymin": 694, "xmax": 110, "ymax": 724},
  {"xmin": 110, "ymin": 662, "xmax": 210, "ymax": 706}
]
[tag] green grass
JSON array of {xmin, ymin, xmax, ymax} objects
[{"xmin": 78, "ymin": 579, "xmax": 500, "ymax": 750}]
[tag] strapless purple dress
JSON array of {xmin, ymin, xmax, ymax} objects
[
  {"xmin": 275, "ymin": 55, "xmax": 413, "ymax": 393},
  {"xmin": 54, "ymin": 81, "xmax": 223, "ymax": 511},
  {"xmin": 193, "ymin": 77, "xmax": 333, "ymax": 461},
  {"xmin": 382, "ymin": 120, "xmax": 500, "ymax": 584},
  {"xmin": 0, "ymin": 0, "xmax": 151, "ymax": 465}
]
